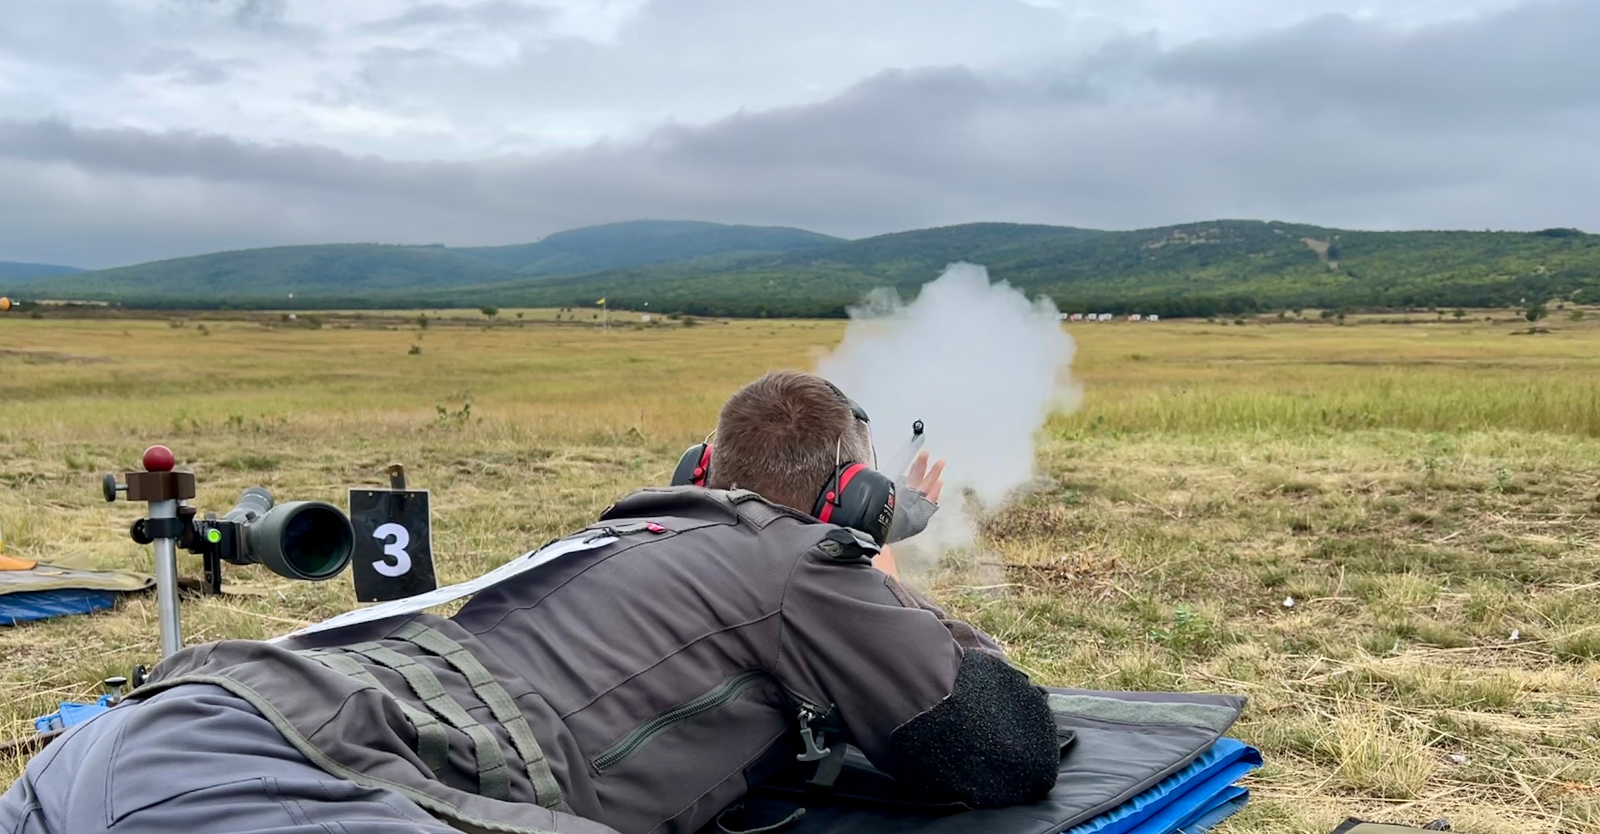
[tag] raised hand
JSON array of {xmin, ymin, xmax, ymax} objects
[{"xmin": 905, "ymin": 451, "xmax": 946, "ymax": 504}]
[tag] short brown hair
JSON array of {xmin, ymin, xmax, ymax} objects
[{"xmin": 706, "ymin": 370, "xmax": 873, "ymax": 513}]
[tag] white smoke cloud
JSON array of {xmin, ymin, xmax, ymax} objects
[{"xmin": 815, "ymin": 262, "xmax": 1080, "ymax": 572}]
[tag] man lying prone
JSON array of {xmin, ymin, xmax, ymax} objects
[{"xmin": 0, "ymin": 370, "xmax": 1059, "ymax": 834}]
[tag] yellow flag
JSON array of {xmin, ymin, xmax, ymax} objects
[{"xmin": 596, "ymin": 297, "xmax": 607, "ymax": 305}]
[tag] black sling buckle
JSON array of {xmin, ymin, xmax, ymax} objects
[
  {"xmin": 796, "ymin": 708, "xmax": 829, "ymax": 762},
  {"xmin": 795, "ymin": 707, "xmax": 850, "ymax": 790},
  {"xmin": 806, "ymin": 744, "xmax": 849, "ymax": 789}
]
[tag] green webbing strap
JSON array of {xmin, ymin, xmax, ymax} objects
[
  {"xmin": 390, "ymin": 621, "xmax": 566, "ymax": 811},
  {"xmin": 298, "ymin": 649, "xmax": 451, "ymax": 778},
  {"xmin": 344, "ymin": 641, "xmax": 512, "ymax": 801}
]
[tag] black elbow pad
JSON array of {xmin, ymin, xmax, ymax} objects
[{"xmin": 885, "ymin": 650, "xmax": 1060, "ymax": 807}]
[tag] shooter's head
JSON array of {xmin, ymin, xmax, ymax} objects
[{"xmin": 706, "ymin": 370, "xmax": 874, "ymax": 514}]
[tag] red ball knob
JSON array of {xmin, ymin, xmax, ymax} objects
[{"xmin": 142, "ymin": 445, "xmax": 175, "ymax": 472}]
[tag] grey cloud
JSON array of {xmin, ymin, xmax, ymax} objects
[
  {"xmin": 172, "ymin": 0, "xmax": 323, "ymax": 40},
  {"xmin": 0, "ymin": 0, "xmax": 314, "ymax": 87},
  {"xmin": 0, "ymin": 1, "xmax": 164, "ymax": 77},
  {"xmin": 178, "ymin": 58, "xmax": 235, "ymax": 85},
  {"xmin": 182, "ymin": 0, "xmax": 286, "ymax": 27},
  {"xmin": 1151, "ymin": 1, "xmax": 1600, "ymax": 124},
  {"xmin": 0, "ymin": 120, "xmax": 390, "ymax": 192},
  {"xmin": 230, "ymin": 0, "xmax": 288, "ymax": 26},
  {"xmin": 125, "ymin": 48, "xmax": 241, "ymax": 84},
  {"xmin": 2, "ymin": 0, "xmax": 1597, "ymax": 268},
  {"xmin": 362, "ymin": 1, "xmax": 555, "ymax": 33},
  {"xmin": 336, "ymin": 0, "xmax": 1077, "ymax": 141}
]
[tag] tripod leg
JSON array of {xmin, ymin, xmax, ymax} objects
[{"xmin": 149, "ymin": 499, "xmax": 183, "ymax": 658}]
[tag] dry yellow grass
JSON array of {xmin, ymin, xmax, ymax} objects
[{"xmin": 3, "ymin": 307, "xmax": 1599, "ymax": 833}]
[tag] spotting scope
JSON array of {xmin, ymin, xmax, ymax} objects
[
  {"xmin": 110, "ymin": 480, "xmax": 355, "ymax": 583},
  {"xmin": 104, "ymin": 445, "xmax": 356, "ymax": 658},
  {"xmin": 186, "ymin": 488, "xmax": 354, "ymax": 581}
]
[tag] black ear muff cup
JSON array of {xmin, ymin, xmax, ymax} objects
[
  {"xmin": 813, "ymin": 463, "xmax": 896, "ymax": 544},
  {"xmin": 672, "ymin": 444, "xmax": 714, "ymax": 487}
]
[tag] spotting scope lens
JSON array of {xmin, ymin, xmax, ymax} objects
[
  {"xmin": 250, "ymin": 501, "xmax": 353, "ymax": 580},
  {"xmin": 219, "ymin": 490, "xmax": 354, "ymax": 581}
]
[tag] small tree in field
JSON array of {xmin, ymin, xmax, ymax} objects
[
  {"xmin": 1525, "ymin": 303, "xmax": 1547, "ymax": 323},
  {"xmin": 481, "ymin": 306, "xmax": 499, "ymax": 318},
  {"xmin": 1453, "ymin": 309, "xmax": 1466, "ymax": 320}
]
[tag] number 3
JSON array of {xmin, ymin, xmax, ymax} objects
[{"xmin": 373, "ymin": 523, "xmax": 412, "ymax": 577}]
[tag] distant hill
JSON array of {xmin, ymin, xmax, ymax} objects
[
  {"xmin": 0, "ymin": 261, "xmax": 84, "ymax": 282},
  {"xmin": 417, "ymin": 222, "xmax": 1110, "ymax": 315},
  {"xmin": 29, "ymin": 244, "xmax": 518, "ymax": 304},
  {"xmin": 28, "ymin": 221, "xmax": 842, "ymax": 304},
  {"xmin": 449, "ymin": 220, "xmax": 841, "ymax": 274},
  {"xmin": 25, "ymin": 220, "xmax": 1600, "ymax": 317},
  {"xmin": 421, "ymin": 221, "xmax": 1600, "ymax": 318}
]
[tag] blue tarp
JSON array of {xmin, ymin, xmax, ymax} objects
[
  {"xmin": 1066, "ymin": 738, "xmax": 1262, "ymax": 834},
  {"xmin": 0, "ymin": 588, "xmax": 120, "ymax": 625}
]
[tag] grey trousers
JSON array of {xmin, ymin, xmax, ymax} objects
[{"xmin": 0, "ymin": 684, "xmax": 459, "ymax": 834}]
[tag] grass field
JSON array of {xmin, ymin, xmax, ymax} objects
[{"xmin": 2, "ymin": 307, "xmax": 1599, "ymax": 833}]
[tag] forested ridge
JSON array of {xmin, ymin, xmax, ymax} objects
[{"xmin": 17, "ymin": 219, "xmax": 1597, "ymax": 317}]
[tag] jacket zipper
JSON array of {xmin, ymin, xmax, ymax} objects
[
  {"xmin": 593, "ymin": 670, "xmax": 769, "ymax": 773},
  {"xmin": 777, "ymin": 680, "xmax": 831, "ymax": 722}
]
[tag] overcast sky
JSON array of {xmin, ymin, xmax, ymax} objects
[{"xmin": 1, "ymin": 0, "xmax": 1594, "ymax": 268}]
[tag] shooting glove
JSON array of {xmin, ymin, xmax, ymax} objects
[{"xmin": 885, "ymin": 486, "xmax": 937, "ymax": 544}]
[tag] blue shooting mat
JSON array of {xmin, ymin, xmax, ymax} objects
[
  {"xmin": 1064, "ymin": 738, "xmax": 1262, "ymax": 834},
  {"xmin": 0, "ymin": 557, "xmax": 153, "ymax": 625},
  {"xmin": 0, "ymin": 588, "xmax": 120, "ymax": 625}
]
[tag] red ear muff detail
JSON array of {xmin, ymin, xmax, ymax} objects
[
  {"xmin": 671, "ymin": 444, "xmax": 714, "ymax": 487},
  {"xmin": 817, "ymin": 463, "xmax": 865, "ymax": 524},
  {"xmin": 813, "ymin": 463, "xmax": 896, "ymax": 545},
  {"xmin": 695, "ymin": 444, "xmax": 714, "ymax": 487}
]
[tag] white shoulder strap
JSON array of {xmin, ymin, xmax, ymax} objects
[{"xmin": 270, "ymin": 534, "xmax": 617, "ymax": 643}]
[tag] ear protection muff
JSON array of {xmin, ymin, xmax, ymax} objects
[
  {"xmin": 812, "ymin": 463, "xmax": 897, "ymax": 545},
  {"xmin": 671, "ymin": 443, "xmax": 714, "ymax": 487}
]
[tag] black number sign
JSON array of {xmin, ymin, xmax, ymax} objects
[{"xmin": 348, "ymin": 488, "xmax": 437, "ymax": 603}]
